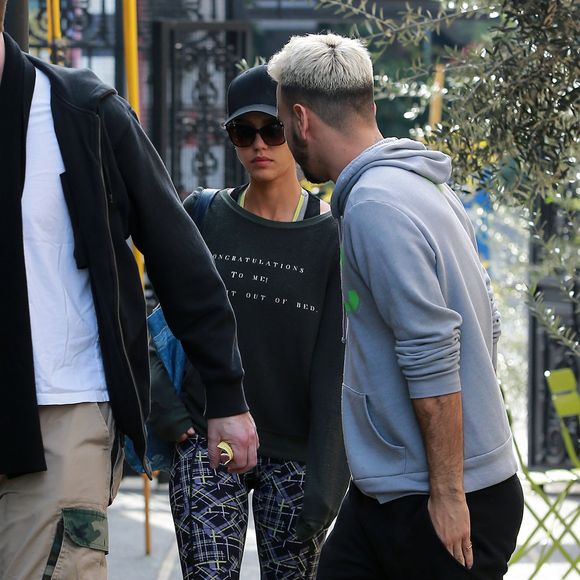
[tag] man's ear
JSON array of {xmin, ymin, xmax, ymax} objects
[{"xmin": 292, "ymin": 103, "xmax": 310, "ymax": 140}]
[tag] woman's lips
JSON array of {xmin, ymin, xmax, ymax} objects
[{"xmin": 252, "ymin": 157, "xmax": 273, "ymax": 166}]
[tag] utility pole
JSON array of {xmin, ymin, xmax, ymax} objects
[{"xmin": 5, "ymin": 0, "xmax": 28, "ymax": 51}]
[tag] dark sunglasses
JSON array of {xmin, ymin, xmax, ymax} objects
[{"xmin": 225, "ymin": 121, "xmax": 286, "ymax": 148}]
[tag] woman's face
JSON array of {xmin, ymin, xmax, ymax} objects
[{"xmin": 230, "ymin": 112, "xmax": 297, "ymax": 184}]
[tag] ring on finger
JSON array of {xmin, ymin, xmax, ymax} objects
[{"xmin": 217, "ymin": 441, "xmax": 234, "ymax": 465}]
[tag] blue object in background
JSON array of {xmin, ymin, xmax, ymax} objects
[
  {"xmin": 124, "ymin": 306, "xmax": 187, "ymax": 473},
  {"xmin": 462, "ymin": 175, "xmax": 493, "ymax": 270}
]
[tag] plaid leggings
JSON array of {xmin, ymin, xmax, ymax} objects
[{"xmin": 169, "ymin": 435, "xmax": 326, "ymax": 580}]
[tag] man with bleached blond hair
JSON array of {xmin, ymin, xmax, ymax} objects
[{"xmin": 269, "ymin": 33, "xmax": 523, "ymax": 580}]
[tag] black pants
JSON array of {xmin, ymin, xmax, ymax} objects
[{"xmin": 317, "ymin": 475, "xmax": 523, "ymax": 580}]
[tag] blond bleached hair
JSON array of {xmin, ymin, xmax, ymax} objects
[
  {"xmin": 268, "ymin": 33, "xmax": 373, "ymax": 94},
  {"xmin": 268, "ymin": 33, "xmax": 375, "ymax": 127}
]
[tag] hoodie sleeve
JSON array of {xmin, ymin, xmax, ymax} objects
[
  {"xmin": 445, "ymin": 186, "xmax": 501, "ymax": 369},
  {"xmin": 344, "ymin": 200, "xmax": 463, "ymax": 399}
]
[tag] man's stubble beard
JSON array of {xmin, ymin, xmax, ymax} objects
[{"xmin": 289, "ymin": 126, "xmax": 330, "ymax": 185}]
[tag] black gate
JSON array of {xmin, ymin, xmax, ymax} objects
[
  {"xmin": 528, "ymin": 278, "xmax": 579, "ymax": 469},
  {"xmin": 528, "ymin": 196, "xmax": 580, "ymax": 469},
  {"xmin": 28, "ymin": 0, "xmax": 125, "ymax": 90},
  {"xmin": 152, "ymin": 20, "xmax": 251, "ymax": 197}
]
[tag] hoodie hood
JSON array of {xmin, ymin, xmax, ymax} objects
[{"xmin": 331, "ymin": 138, "xmax": 452, "ymax": 218}]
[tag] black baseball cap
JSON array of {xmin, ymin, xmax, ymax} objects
[{"xmin": 224, "ymin": 64, "xmax": 278, "ymax": 125}]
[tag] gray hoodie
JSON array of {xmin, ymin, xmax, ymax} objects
[{"xmin": 331, "ymin": 138, "xmax": 517, "ymax": 503}]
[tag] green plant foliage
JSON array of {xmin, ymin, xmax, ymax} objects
[
  {"xmin": 236, "ymin": 56, "xmax": 267, "ymax": 72},
  {"xmin": 320, "ymin": 0, "xmax": 579, "ymax": 357}
]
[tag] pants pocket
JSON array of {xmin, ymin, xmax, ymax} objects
[
  {"xmin": 420, "ymin": 500, "xmax": 473, "ymax": 577},
  {"xmin": 62, "ymin": 507, "xmax": 108, "ymax": 552},
  {"xmin": 95, "ymin": 402, "xmax": 112, "ymax": 439},
  {"xmin": 42, "ymin": 508, "xmax": 108, "ymax": 579},
  {"xmin": 109, "ymin": 435, "xmax": 124, "ymax": 504}
]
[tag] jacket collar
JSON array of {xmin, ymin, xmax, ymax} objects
[{"xmin": 25, "ymin": 52, "xmax": 116, "ymax": 113}]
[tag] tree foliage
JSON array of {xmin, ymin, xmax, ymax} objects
[{"xmin": 320, "ymin": 0, "xmax": 579, "ymax": 357}]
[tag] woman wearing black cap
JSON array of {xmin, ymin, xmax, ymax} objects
[{"xmin": 149, "ymin": 64, "xmax": 349, "ymax": 579}]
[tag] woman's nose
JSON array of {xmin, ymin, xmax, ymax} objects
[{"xmin": 253, "ymin": 132, "xmax": 268, "ymax": 150}]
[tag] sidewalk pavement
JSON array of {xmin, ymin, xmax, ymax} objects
[{"xmin": 108, "ymin": 476, "xmax": 579, "ymax": 580}]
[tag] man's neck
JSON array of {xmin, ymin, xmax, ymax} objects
[
  {"xmin": 0, "ymin": 33, "xmax": 5, "ymax": 85},
  {"xmin": 324, "ymin": 126, "xmax": 385, "ymax": 183}
]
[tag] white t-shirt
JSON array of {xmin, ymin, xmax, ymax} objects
[{"xmin": 21, "ymin": 68, "xmax": 108, "ymax": 405}]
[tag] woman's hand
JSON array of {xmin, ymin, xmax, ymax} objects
[{"xmin": 176, "ymin": 426, "xmax": 195, "ymax": 443}]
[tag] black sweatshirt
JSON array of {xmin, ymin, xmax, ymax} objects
[{"xmin": 150, "ymin": 188, "xmax": 349, "ymax": 540}]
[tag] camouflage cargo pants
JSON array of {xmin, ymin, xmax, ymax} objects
[{"xmin": 0, "ymin": 403, "xmax": 124, "ymax": 580}]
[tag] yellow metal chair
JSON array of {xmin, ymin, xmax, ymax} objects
[
  {"xmin": 545, "ymin": 368, "xmax": 580, "ymax": 468},
  {"xmin": 535, "ymin": 367, "xmax": 580, "ymax": 576},
  {"xmin": 504, "ymin": 388, "xmax": 580, "ymax": 578}
]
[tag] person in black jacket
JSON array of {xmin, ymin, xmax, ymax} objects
[
  {"xmin": 150, "ymin": 64, "xmax": 349, "ymax": 579},
  {"xmin": 0, "ymin": 13, "xmax": 257, "ymax": 579}
]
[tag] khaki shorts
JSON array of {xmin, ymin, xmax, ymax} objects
[{"xmin": 0, "ymin": 402, "xmax": 124, "ymax": 580}]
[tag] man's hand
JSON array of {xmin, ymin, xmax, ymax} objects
[
  {"xmin": 176, "ymin": 426, "xmax": 195, "ymax": 443},
  {"xmin": 412, "ymin": 392, "xmax": 473, "ymax": 569},
  {"xmin": 428, "ymin": 493, "xmax": 473, "ymax": 569},
  {"xmin": 207, "ymin": 412, "xmax": 258, "ymax": 474}
]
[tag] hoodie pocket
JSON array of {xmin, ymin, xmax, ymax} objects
[{"xmin": 342, "ymin": 384, "xmax": 406, "ymax": 479}]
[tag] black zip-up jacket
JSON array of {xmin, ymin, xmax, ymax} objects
[{"xmin": 4, "ymin": 49, "xmax": 247, "ymax": 477}]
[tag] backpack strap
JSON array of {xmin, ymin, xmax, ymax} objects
[
  {"xmin": 304, "ymin": 193, "xmax": 321, "ymax": 219},
  {"xmin": 183, "ymin": 187, "xmax": 220, "ymax": 229}
]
